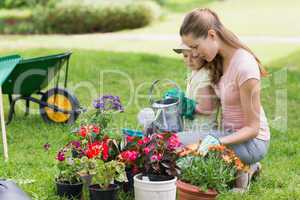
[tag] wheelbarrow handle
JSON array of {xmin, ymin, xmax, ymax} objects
[{"xmin": 148, "ymin": 79, "xmax": 180, "ymax": 105}]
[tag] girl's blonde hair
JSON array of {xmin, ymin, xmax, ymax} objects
[{"xmin": 180, "ymin": 8, "xmax": 267, "ymax": 84}]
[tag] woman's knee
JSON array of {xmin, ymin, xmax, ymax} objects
[{"xmin": 230, "ymin": 139, "xmax": 269, "ymax": 165}]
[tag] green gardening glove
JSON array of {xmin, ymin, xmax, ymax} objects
[
  {"xmin": 184, "ymin": 97, "xmax": 197, "ymax": 120},
  {"xmin": 164, "ymin": 88, "xmax": 196, "ymax": 120}
]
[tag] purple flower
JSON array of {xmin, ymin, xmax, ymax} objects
[
  {"xmin": 93, "ymin": 95, "xmax": 124, "ymax": 112},
  {"xmin": 43, "ymin": 143, "xmax": 51, "ymax": 151},
  {"xmin": 56, "ymin": 151, "xmax": 65, "ymax": 161},
  {"xmin": 71, "ymin": 141, "xmax": 81, "ymax": 149}
]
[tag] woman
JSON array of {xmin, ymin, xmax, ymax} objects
[
  {"xmin": 179, "ymin": 8, "xmax": 270, "ymax": 192},
  {"xmin": 173, "ymin": 43, "xmax": 220, "ymax": 145}
]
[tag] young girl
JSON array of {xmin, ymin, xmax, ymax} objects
[
  {"xmin": 179, "ymin": 8, "xmax": 270, "ymax": 192},
  {"xmin": 173, "ymin": 43, "xmax": 220, "ymax": 145}
]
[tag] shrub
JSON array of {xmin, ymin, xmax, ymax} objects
[
  {"xmin": 0, "ymin": 0, "xmax": 51, "ymax": 8},
  {"xmin": 0, "ymin": 9, "xmax": 35, "ymax": 34},
  {"xmin": 151, "ymin": 0, "xmax": 167, "ymax": 5},
  {"xmin": 32, "ymin": 0, "xmax": 161, "ymax": 34}
]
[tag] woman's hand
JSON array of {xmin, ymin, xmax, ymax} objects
[{"xmin": 197, "ymin": 135, "xmax": 220, "ymax": 156}]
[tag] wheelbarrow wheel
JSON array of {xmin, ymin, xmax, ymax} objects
[{"xmin": 40, "ymin": 88, "xmax": 80, "ymax": 124}]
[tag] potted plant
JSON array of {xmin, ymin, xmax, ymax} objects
[
  {"xmin": 89, "ymin": 160, "xmax": 127, "ymax": 200},
  {"xmin": 119, "ymin": 132, "xmax": 182, "ymax": 200},
  {"xmin": 177, "ymin": 145, "xmax": 249, "ymax": 200},
  {"xmin": 55, "ymin": 94, "xmax": 126, "ymax": 199},
  {"xmin": 55, "ymin": 147, "xmax": 83, "ymax": 200},
  {"xmin": 86, "ymin": 95, "xmax": 124, "ymax": 131}
]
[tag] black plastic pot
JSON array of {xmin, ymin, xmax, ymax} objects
[
  {"xmin": 89, "ymin": 184, "xmax": 119, "ymax": 200},
  {"xmin": 147, "ymin": 174, "xmax": 174, "ymax": 182},
  {"xmin": 56, "ymin": 181, "xmax": 83, "ymax": 200},
  {"xmin": 116, "ymin": 168, "xmax": 134, "ymax": 192}
]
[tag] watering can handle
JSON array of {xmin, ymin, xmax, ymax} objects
[{"xmin": 149, "ymin": 79, "xmax": 180, "ymax": 105}]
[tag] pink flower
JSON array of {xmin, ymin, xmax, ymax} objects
[
  {"xmin": 120, "ymin": 150, "xmax": 139, "ymax": 161},
  {"xmin": 129, "ymin": 151, "xmax": 138, "ymax": 161},
  {"xmin": 157, "ymin": 153, "xmax": 163, "ymax": 161},
  {"xmin": 56, "ymin": 151, "xmax": 65, "ymax": 161},
  {"xmin": 144, "ymin": 147, "xmax": 151, "ymax": 155},
  {"xmin": 156, "ymin": 134, "xmax": 164, "ymax": 139},
  {"xmin": 143, "ymin": 137, "xmax": 150, "ymax": 144},
  {"xmin": 150, "ymin": 153, "xmax": 162, "ymax": 162},
  {"xmin": 137, "ymin": 139, "xmax": 144, "ymax": 145},
  {"xmin": 167, "ymin": 134, "xmax": 181, "ymax": 150}
]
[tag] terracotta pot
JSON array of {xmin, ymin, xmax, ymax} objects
[{"xmin": 176, "ymin": 180, "xmax": 218, "ymax": 200}]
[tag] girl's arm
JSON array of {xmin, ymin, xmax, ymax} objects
[
  {"xmin": 219, "ymin": 79, "xmax": 261, "ymax": 145},
  {"xmin": 194, "ymin": 85, "xmax": 219, "ymax": 115}
]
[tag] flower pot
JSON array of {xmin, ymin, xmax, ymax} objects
[
  {"xmin": 176, "ymin": 180, "xmax": 218, "ymax": 200},
  {"xmin": 134, "ymin": 173, "xmax": 177, "ymax": 200},
  {"xmin": 80, "ymin": 174, "xmax": 93, "ymax": 186},
  {"xmin": 56, "ymin": 181, "xmax": 83, "ymax": 200},
  {"xmin": 89, "ymin": 184, "xmax": 119, "ymax": 200},
  {"xmin": 116, "ymin": 168, "xmax": 135, "ymax": 192}
]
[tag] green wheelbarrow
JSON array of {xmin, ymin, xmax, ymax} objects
[{"xmin": 0, "ymin": 52, "xmax": 83, "ymax": 125}]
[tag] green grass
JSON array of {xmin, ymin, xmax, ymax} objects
[
  {"xmin": 0, "ymin": 0, "xmax": 300, "ymax": 62},
  {"xmin": 131, "ymin": 0, "xmax": 300, "ymax": 36},
  {"xmin": 0, "ymin": 48, "xmax": 299, "ymax": 199}
]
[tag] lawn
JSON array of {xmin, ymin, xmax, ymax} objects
[
  {"xmin": 1, "ymin": 0, "xmax": 300, "ymax": 61},
  {"xmin": 0, "ymin": 48, "xmax": 299, "ymax": 199}
]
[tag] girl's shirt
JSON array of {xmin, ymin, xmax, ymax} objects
[{"xmin": 185, "ymin": 68, "xmax": 219, "ymax": 132}]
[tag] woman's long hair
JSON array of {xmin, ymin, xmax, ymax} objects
[{"xmin": 180, "ymin": 8, "xmax": 267, "ymax": 84}]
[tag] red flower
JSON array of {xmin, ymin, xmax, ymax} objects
[
  {"xmin": 92, "ymin": 125, "xmax": 100, "ymax": 134},
  {"xmin": 79, "ymin": 126, "xmax": 88, "ymax": 137},
  {"xmin": 85, "ymin": 142, "xmax": 101, "ymax": 158},
  {"xmin": 102, "ymin": 142, "xmax": 109, "ymax": 161},
  {"xmin": 126, "ymin": 136, "xmax": 135, "ymax": 143}
]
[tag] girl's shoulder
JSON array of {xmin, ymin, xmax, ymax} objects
[{"xmin": 193, "ymin": 68, "xmax": 211, "ymax": 80}]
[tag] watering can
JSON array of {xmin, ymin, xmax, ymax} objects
[{"xmin": 148, "ymin": 80, "xmax": 183, "ymax": 133}]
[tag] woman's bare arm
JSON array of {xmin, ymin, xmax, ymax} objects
[{"xmin": 220, "ymin": 79, "xmax": 261, "ymax": 145}]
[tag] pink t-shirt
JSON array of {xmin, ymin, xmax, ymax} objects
[{"xmin": 214, "ymin": 49, "xmax": 270, "ymax": 141}]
